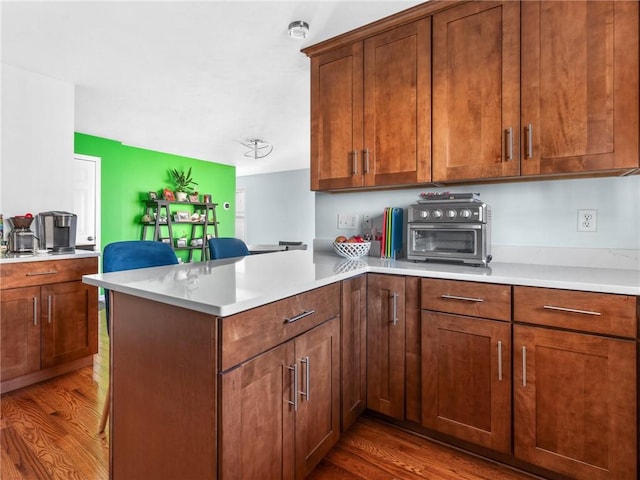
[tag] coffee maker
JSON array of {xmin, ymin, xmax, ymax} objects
[
  {"xmin": 37, "ymin": 211, "xmax": 77, "ymax": 253},
  {"xmin": 8, "ymin": 216, "xmax": 36, "ymax": 253}
]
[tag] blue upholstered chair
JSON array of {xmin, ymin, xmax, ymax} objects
[
  {"xmin": 207, "ymin": 237, "xmax": 250, "ymax": 260},
  {"xmin": 103, "ymin": 240, "xmax": 179, "ymax": 329},
  {"xmin": 99, "ymin": 240, "xmax": 178, "ymax": 433}
]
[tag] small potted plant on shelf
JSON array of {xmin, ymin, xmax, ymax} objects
[{"xmin": 169, "ymin": 167, "xmax": 198, "ymax": 202}]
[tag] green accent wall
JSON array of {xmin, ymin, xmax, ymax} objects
[{"xmin": 75, "ymin": 133, "xmax": 236, "ymax": 262}]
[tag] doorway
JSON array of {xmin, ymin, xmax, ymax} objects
[{"xmin": 73, "ymin": 154, "xmax": 101, "ymax": 251}]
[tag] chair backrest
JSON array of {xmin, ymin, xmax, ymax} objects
[
  {"xmin": 103, "ymin": 241, "xmax": 179, "ymax": 332},
  {"xmin": 207, "ymin": 237, "xmax": 250, "ymax": 260}
]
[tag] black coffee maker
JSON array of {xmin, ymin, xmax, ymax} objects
[{"xmin": 36, "ymin": 211, "xmax": 77, "ymax": 253}]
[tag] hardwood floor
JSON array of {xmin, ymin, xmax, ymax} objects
[{"xmin": 1, "ymin": 309, "xmax": 539, "ymax": 480}]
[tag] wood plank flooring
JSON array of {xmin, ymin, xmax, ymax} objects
[{"xmin": 1, "ymin": 308, "xmax": 540, "ymax": 480}]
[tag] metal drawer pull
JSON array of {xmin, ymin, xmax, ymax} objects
[
  {"xmin": 352, "ymin": 150, "xmax": 359, "ymax": 175},
  {"xmin": 33, "ymin": 297, "xmax": 38, "ymax": 326},
  {"xmin": 26, "ymin": 270, "xmax": 58, "ymax": 276},
  {"xmin": 363, "ymin": 149, "xmax": 370, "ymax": 173},
  {"xmin": 47, "ymin": 295, "xmax": 52, "ymax": 324},
  {"xmin": 543, "ymin": 305, "xmax": 602, "ymax": 316},
  {"xmin": 284, "ymin": 310, "xmax": 315, "ymax": 324},
  {"xmin": 497, "ymin": 341, "xmax": 503, "ymax": 381},
  {"xmin": 522, "ymin": 346, "xmax": 527, "ymax": 387},
  {"xmin": 300, "ymin": 356, "xmax": 310, "ymax": 401},
  {"xmin": 504, "ymin": 127, "xmax": 513, "ymax": 161},
  {"xmin": 441, "ymin": 294, "xmax": 484, "ymax": 303},
  {"xmin": 524, "ymin": 123, "xmax": 533, "ymax": 159},
  {"xmin": 391, "ymin": 292, "xmax": 398, "ymax": 326},
  {"xmin": 287, "ymin": 364, "xmax": 298, "ymax": 411}
]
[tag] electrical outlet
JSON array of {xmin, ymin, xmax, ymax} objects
[
  {"xmin": 577, "ymin": 209, "xmax": 597, "ymax": 232},
  {"xmin": 363, "ymin": 215, "xmax": 372, "ymax": 231},
  {"xmin": 337, "ymin": 213, "xmax": 358, "ymax": 229}
]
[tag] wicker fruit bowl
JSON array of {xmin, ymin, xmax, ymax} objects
[{"xmin": 333, "ymin": 241, "xmax": 371, "ymax": 260}]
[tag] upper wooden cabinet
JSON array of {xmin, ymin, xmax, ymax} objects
[
  {"xmin": 433, "ymin": 0, "xmax": 638, "ymax": 182},
  {"xmin": 432, "ymin": 1, "xmax": 521, "ymax": 182},
  {"xmin": 521, "ymin": 0, "xmax": 639, "ymax": 176},
  {"xmin": 308, "ymin": 18, "xmax": 431, "ymax": 191}
]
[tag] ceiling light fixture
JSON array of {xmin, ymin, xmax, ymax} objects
[
  {"xmin": 288, "ymin": 21, "xmax": 309, "ymax": 39},
  {"xmin": 242, "ymin": 139, "xmax": 273, "ymax": 159}
]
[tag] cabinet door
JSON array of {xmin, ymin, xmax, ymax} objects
[
  {"xmin": 220, "ymin": 342, "xmax": 296, "ymax": 480},
  {"xmin": 422, "ymin": 312, "xmax": 511, "ymax": 454},
  {"xmin": 363, "ymin": 17, "xmax": 431, "ymax": 187},
  {"xmin": 0, "ymin": 286, "xmax": 41, "ymax": 381},
  {"xmin": 310, "ymin": 42, "xmax": 364, "ymax": 190},
  {"xmin": 341, "ymin": 275, "xmax": 367, "ymax": 431},
  {"xmin": 514, "ymin": 325, "xmax": 637, "ymax": 480},
  {"xmin": 521, "ymin": 1, "xmax": 639, "ymax": 175},
  {"xmin": 41, "ymin": 281, "xmax": 98, "ymax": 368},
  {"xmin": 295, "ymin": 317, "xmax": 340, "ymax": 478},
  {"xmin": 432, "ymin": 1, "xmax": 520, "ymax": 182},
  {"xmin": 367, "ymin": 274, "xmax": 405, "ymax": 419}
]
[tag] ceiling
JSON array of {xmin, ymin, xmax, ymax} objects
[{"xmin": 1, "ymin": 0, "xmax": 423, "ymax": 176}]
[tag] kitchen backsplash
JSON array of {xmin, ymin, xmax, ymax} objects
[{"xmin": 315, "ymin": 175, "xmax": 639, "ymax": 250}]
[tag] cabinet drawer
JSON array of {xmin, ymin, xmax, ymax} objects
[
  {"xmin": 0, "ymin": 257, "xmax": 98, "ymax": 289},
  {"xmin": 421, "ymin": 278, "xmax": 511, "ymax": 321},
  {"xmin": 220, "ymin": 283, "xmax": 340, "ymax": 371},
  {"xmin": 514, "ymin": 286, "xmax": 637, "ymax": 338}
]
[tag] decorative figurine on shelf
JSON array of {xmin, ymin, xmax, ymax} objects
[
  {"xmin": 162, "ymin": 188, "xmax": 176, "ymax": 201},
  {"xmin": 169, "ymin": 167, "xmax": 198, "ymax": 202},
  {"xmin": 188, "ymin": 193, "xmax": 200, "ymax": 202}
]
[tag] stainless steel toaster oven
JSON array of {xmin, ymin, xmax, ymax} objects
[{"xmin": 406, "ymin": 194, "xmax": 491, "ymax": 266}]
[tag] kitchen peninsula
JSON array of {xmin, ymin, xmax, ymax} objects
[{"xmin": 83, "ymin": 250, "xmax": 640, "ymax": 480}]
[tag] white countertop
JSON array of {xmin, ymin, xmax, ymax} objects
[
  {"xmin": 0, "ymin": 250, "xmax": 100, "ymax": 264},
  {"xmin": 82, "ymin": 250, "xmax": 640, "ymax": 317}
]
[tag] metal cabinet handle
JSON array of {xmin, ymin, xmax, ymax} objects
[
  {"xmin": 287, "ymin": 364, "xmax": 298, "ymax": 411},
  {"xmin": 543, "ymin": 305, "xmax": 601, "ymax": 316},
  {"xmin": 497, "ymin": 341, "xmax": 503, "ymax": 381},
  {"xmin": 352, "ymin": 150, "xmax": 359, "ymax": 175},
  {"xmin": 33, "ymin": 297, "xmax": 38, "ymax": 326},
  {"xmin": 300, "ymin": 356, "xmax": 310, "ymax": 401},
  {"xmin": 522, "ymin": 346, "xmax": 527, "ymax": 387},
  {"xmin": 441, "ymin": 294, "xmax": 484, "ymax": 303},
  {"xmin": 284, "ymin": 310, "xmax": 315, "ymax": 324},
  {"xmin": 391, "ymin": 292, "xmax": 398, "ymax": 326},
  {"xmin": 363, "ymin": 149, "xmax": 370, "ymax": 173},
  {"xmin": 47, "ymin": 295, "xmax": 52, "ymax": 324},
  {"xmin": 524, "ymin": 123, "xmax": 533, "ymax": 159},
  {"xmin": 504, "ymin": 127, "xmax": 513, "ymax": 161},
  {"xmin": 26, "ymin": 270, "xmax": 58, "ymax": 276}
]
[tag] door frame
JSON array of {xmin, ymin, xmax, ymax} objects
[{"xmin": 73, "ymin": 153, "xmax": 101, "ymax": 251}]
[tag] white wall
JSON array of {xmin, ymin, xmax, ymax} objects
[
  {"xmin": 1, "ymin": 64, "xmax": 75, "ymax": 222},
  {"xmin": 236, "ymin": 169, "xmax": 315, "ymax": 247},
  {"xmin": 315, "ymin": 175, "xmax": 640, "ymax": 250}
]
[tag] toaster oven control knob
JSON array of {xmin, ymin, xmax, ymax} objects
[
  {"xmin": 432, "ymin": 209, "xmax": 443, "ymax": 219},
  {"xmin": 446, "ymin": 209, "xmax": 457, "ymax": 219},
  {"xmin": 460, "ymin": 209, "xmax": 472, "ymax": 218},
  {"xmin": 419, "ymin": 210, "xmax": 429, "ymax": 219}
]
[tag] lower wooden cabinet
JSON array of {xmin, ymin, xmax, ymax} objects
[
  {"xmin": 0, "ymin": 257, "xmax": 98, "ymax": 392},
  {"xmin": 41, "ymin": 281, "xmax": 98, "ymax": 368},
  {"xmin": 514, "ymin": 325, "xmax": 637, "ymax": 480},
  {"xmin": 421, "ymin": 312, "xmax": 512, "ymax": 453},
  {"xmin": 219, "ymin": 317, "xmax": 340, "ymax": 479},
  {"xmin": 340, "ymin": 275, "xmax": 367, "ymax": 431},
  {"xmin": 366, "ymin": 274, "xmax": 405, "ymax": 419},
  {"xmin": 0, "ymin": 286, "xmax": 41, "ymax": 381}
]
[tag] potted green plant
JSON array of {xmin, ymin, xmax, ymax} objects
[{"xmin": 169, "ymin": 167, "xmax": 198, "ymax": 201}]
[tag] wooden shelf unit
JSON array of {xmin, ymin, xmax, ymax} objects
[{"xmin": 141, "ymin": 200, "xmax": 219, "ymax": 262}]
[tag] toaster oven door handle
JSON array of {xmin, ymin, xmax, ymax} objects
[{"xmin": 441, "ymin": 294, "xmax": 484, "ymax": 303}]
